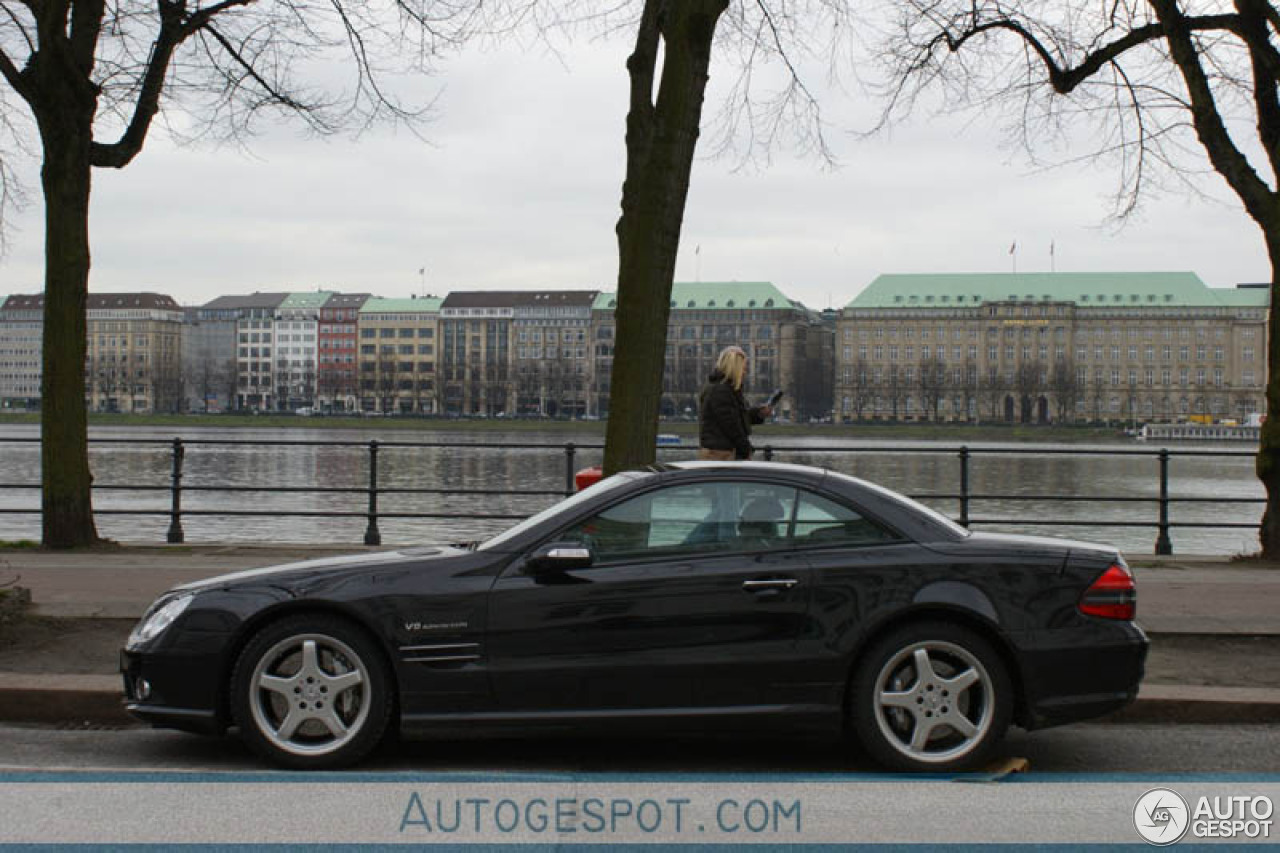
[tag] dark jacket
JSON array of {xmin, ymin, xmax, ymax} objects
[{"xmin": 698, "ymin": 369, "xmax": 765, "ymax": 459}]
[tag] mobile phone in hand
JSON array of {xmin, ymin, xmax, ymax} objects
[{"xmin": 767, "ymin": 389, "xmax": 784, "ymax": 408}]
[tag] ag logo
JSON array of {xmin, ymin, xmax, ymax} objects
[{"xmin": 1134, "ymin": 788, "xmax": 1190, "ymax": 845}]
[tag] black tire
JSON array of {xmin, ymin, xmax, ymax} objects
[
  {"xmin": 849, "ymin": 621, "xmax": 1012, "ymax": 772},
  {"xmin": 231, "ymin": 614, "xmax": 393, "ymax": 769}
]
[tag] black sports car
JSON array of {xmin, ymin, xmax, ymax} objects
[{"xmin": 121, "ymin": 461, "xmax": 1147, "ymax": 771}]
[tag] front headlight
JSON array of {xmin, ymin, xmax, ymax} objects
[{"xmin": 126, "ymin": 593, "xmax": 195, "ymax": 650}]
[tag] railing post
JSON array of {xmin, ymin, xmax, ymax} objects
[
  {"xmin": 763, "ymin": 444, "xmax": 774, "ymax": 462},
  {"xmin": 564, "ymin": 442, "xmax": 576, "ymax": 496},
  {"xmin": 958, "ymin": 445, "xmax": 971, "ymax": 529},
  {"xmin": 1155, "ymin": 448, "xmax": 1173, "ymax": 555},
  {"xmin": 364, "ymin": 440, "xmax": 382, "ymax": 546},
  {"xmin": 166, "ymin": 437, "xmax": 185, "ymax": 544}
]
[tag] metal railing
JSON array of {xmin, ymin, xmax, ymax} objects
[{"xmin": 0, "ymin": 436, "xmax": 1261, "ymax": 553}]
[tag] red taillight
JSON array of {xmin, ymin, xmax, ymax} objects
[{"xmin": 1078, "ymin": 563, "xmax": 1137, "ymax": 621}]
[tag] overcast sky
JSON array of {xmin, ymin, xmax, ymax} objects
[{"xmin": 0, "ymin": 30, "xmax": 1268, "ymax": 311}]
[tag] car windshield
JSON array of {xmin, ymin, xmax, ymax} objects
[{"xmin": 476, "ymin": 470, "xmax": 651, "ymax": 552}]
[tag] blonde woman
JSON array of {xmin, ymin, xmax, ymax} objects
[{"xmin": 697, "ymin": 345, "xmax": 774, "ymax": 460}]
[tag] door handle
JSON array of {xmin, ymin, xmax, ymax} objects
[{"xmin": 743, "ymin": 578, "xmax": 799, "ymax": 592}]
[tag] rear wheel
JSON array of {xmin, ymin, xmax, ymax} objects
[
  {"xmin": 232, "ymin": 615, "xmax": 393, "ymax": 769},
  {"xmin": 850, "ymin": 621, "xmax": 1012, "ymax": 772}
]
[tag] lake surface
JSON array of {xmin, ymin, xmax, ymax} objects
[{"xmin": 0, "ymin": 424, "xmax": 1262, "ymax": 556}]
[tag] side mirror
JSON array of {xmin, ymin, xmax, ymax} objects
[{"xmin": 526, "ymin": 541, "xmax": 594, "ymax": 573}]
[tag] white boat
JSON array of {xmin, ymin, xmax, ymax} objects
[{"xmin": 1137, "ymin": 423, "xmax": 1260, "ymax": 442}]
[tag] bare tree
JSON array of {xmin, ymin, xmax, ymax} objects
[
  {"xmin": 885, "ymin": 365, "xmax": 905, "ymax": 421},
  {"xmin": 1093, "ymin": 372, "xmax": 1110, "ymax": 424},
  {"xmin": 1051, "ymin": 358, "xmax": 1081, "ymax": 423},
  {"xmin": 850, "ymin": 356, "xmax": 872, "ymax": 420},
  {"xmin": 221, "ymin": 359, "xmax": 238, "ymax": 413},
  {"xmin": 877, "ymin": 0, "xmax": 1280, "ymax": 552},
  {"xmin": 0, "ymin": 2, "xmax": 477, "ymax": 546},
  {"xmin": 602, "ymin": 1, "xmax": 851, "ymax": 472},
  {"xmin": 980, "ymin": 368, "xmax": 1005, "ymax": 422},
  {"xmin": 377, "ymin": 354, "xmax": 398, "ymax": 415},
  {"xmin": 1015, "ymin": 360, "xmax": 1043, "ymax": 423},
  {"xmin": 962, "ymin": 358, "xmax": 980, "ymax": 424},
  {"xmin": 918, "ymin": 356, "xmax": 947, "ymax": 422}
]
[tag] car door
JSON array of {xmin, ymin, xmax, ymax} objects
[{"xmin": 485, "ymin": 478, "xmax": 815, "ymax": 712}]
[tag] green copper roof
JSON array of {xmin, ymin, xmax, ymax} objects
[
  {"xmin": 846, "ymin": 272, "xmax": 1269, "ymax": 309},
  {"xmin": 594, "ymin": 281, "xmax": 796, "ymax": 311},
  {"xmin": 279, "ymin": 291, "xmax": 336, "ymax": 309},
  {"xmin": 359, "ymin": 297, "xmax": 442, "ymax": 314}
]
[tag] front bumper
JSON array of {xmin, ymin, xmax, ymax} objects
[{"xmin": 120, "ymin": 648, "xmax": 226, "ymax": 735}]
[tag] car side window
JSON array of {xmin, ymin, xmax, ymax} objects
[
  {"xmin": 560, "ymin": 481, "xmax": 800, "ymax": 563},
  {"xmin": 794, "ymin": 491, "xmax": 901, "ymax": 547}
]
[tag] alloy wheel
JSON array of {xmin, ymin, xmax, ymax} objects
[
  {"xmin": 871, "ymin": 639, "xmax": 994, "ymax": 765},
  {"xmin": 246, "ymin": 631, "xmax": 372, "ymax": 758}
]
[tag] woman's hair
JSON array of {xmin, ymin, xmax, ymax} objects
[{"xmin": 715, "ymin": 346, "xmax": 747, "ymax": 390}]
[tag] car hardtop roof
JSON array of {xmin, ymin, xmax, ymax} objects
[
  {"xmin": 660, "ymin": 460, "xmax": 914, "ymax": 505},
  {"xmin": 664, "ymin": 459, "xmax": 825, "ymax": 477},
  {"xmin": 665, "ymin": 458, "xmax": 962, "ymax": 537},
  {"xmin": 658, "ymin": 460, "xmax": 839, "ymax": 489}
]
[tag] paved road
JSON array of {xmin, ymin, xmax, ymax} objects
[{"xmin": 0, "ymin": 722, "xmax": 1275, "ymax": 774}]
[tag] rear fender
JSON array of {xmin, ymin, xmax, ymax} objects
[{"xmin": 839, "ymin": 596, "xmax": 1031, "ymax": 729}]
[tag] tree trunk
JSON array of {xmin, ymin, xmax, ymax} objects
[
  {"xmin": 603, "ymin": 0, "xmax": 729, "ymax": 475},
  {"xmin": 1257, "ymin": 234, "xmax": 1280, "ymax": 555},
  {"xmin": 36, "ymin": 101, "xmax": 100, "ymax": 547}
]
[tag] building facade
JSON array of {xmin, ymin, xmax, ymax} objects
[
  {"xmin": 835, "ymin": 272, "xmax": 1270, "ymax": 424},
  {"xmin": 2, "ymin": 293, "xmax": 184, "ymax": 414},
  {"xmin": 275, "ymin": 292, "xmax": 332, "ymax": 412},
  {"xmin": 84, "ymin": 294, "xmax": 184, "ymax": 413},
  {"xmin": 438, "ymin": 292, "xmax": 517, "ymax": 416},
  {"xmin": 227, "ymin": 293, "xmax": 288, "ymax": 411},
  {"xmin": 0, "ymin": 295, "xmax": 43, "ymax": 410},
  {"xmin": 513, "ymin": 291, "xmax": 598, "ymax": 417},
  {"xmin": 356, "ymin": 297, "xmax": 441, "ymax": 414},
  {"xmin": 317, "ymin": 293, "xmax": 370, "ymax": 413},
  {"xmin": 590, "ymin": 282, "xmax": 834, "ymax": 421},
  {"xmin": 182, "ymin": 301, "xmax": 241, "ymax": 414}
]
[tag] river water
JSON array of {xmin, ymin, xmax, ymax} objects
[{"xmin": 0, "ymin": 424, "xmax": 1262, "ymax": 556}]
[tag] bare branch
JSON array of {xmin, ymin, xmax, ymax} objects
[
  {"xmin": 0, "ymin": 46, "xmax": 30, "ymax": 102},
  {"xmin": 1149, "ymin": 0, "xmax": 1274, "ymax": 226}
]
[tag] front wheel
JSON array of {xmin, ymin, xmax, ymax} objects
[
  {"xmin": 231, "ymin": 615, "xmax": 393, "ymax": 769},
  {"xmin": 850, "ymin": 621, "xmax": 1012, "ymax": 772}
]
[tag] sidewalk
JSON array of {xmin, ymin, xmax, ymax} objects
[{"xmin": 0, "ymin": 545, "xmax": 1277, "ymax": 727}]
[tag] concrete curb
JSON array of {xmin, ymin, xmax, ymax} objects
[
  {"xmin": 1106, "ymin": 684, "xmax": 1280, "ymax": 725},
  {"xmin": 1, "ymin": 676, "xmax": 1277, "ymax": 729},
  {"xmin": 0, "ymin": 674, "xmax": 134, "ymax": 727}
]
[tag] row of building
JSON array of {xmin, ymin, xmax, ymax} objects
[{"xmin": 0, "ymin": 272, "xmax": 1269, "ymax": 424}]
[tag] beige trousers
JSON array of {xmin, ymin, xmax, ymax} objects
[{"xmin": 697, "ymin": 448, "xmax": 735, "ymax": 461}]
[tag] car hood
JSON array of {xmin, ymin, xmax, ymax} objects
[{"xmin": 171, "ymin": 545, "xmax": 469, "ymax": 594}]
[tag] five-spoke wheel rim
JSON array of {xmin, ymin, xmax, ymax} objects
[
  {"xmin": 872, "ymin": 639, "xmax": 994, "ymax": 765},
  {"xmin": 248, "ymin": 632, "xmax": 370, "ymax": 757}
]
